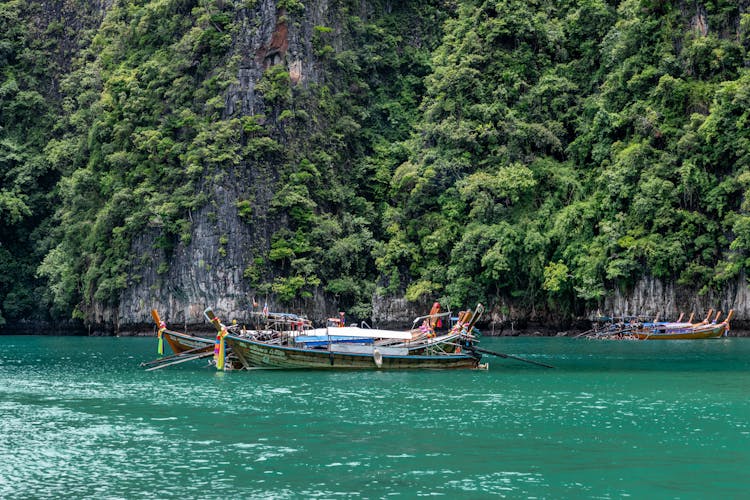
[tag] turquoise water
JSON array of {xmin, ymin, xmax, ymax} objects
[{"xmin": 1, "ymin": 335, "xmax": 749, "ymax": 499}]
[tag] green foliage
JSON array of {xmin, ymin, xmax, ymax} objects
[
  {"xmin": 0, "ymin": 0, "xmax": 106, "ymax": 322},
  {"xmin": 4, "ymin": 0, "xmax": 750, "ymax": 326},
  {"xmin": 277, "ymin": 0, "xmax": 305, "ymax": 15},
  {"xmin": 236, "ymin": 199, "xmax": 253, "ymax": 220},
  {"xmin": 381, "ymin": 0, "xmax": 750, "ymax": 317},
  {"xmin": 272, "ymin": 274, "xmax": 320, "ymax": 303},
  {"xmin": 234, "ymin": 1, "xmax": 447, "ymax": 315},
  {"xmin": 543, "ymin": 261, "xmax": 570, "ymax": 293},
  {"xmin": 34, "ymin": 0, "xmax": 241, "ymax": 319},
  {"xmin": 405, "ymin": 280, "xmax": 442, "ymax": 303}
]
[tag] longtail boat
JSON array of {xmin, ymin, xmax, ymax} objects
[
  {"xmin": 226, "ymin": 337, "xmax": 481, "ymax": 369},
  {"xmin": 203, "ymin": 304, "xmax": 490, "ymax": 370},
  {"xmin": 633, "ymin": 310, "xmax": 733, "ymax": 340},
  {"xmin": 581, "ymin": 309, "xmax": 734, "ymax": 340},
  {"xmin": 194, "ymin": 302, "xmax": 553, "ymax": 371}
]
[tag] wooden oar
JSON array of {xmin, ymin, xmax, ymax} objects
[
  {"xmin": 573, "ymin": 328, "xmax": 596, "ymax": 339},
  {"xmin": 140, "ymin": 344, "xmax": 213, "ymax": 367},
  {"xmin": 470, "ymin": 346, "xmax": 555, "ymax": 369},
  {"xmin": 145, "ymin": 351, "xmax": 213, "ymax": 371}
]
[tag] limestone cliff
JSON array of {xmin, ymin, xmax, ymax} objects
[
  {"xmin": 113, "ymin": 1, "xmax": 750, "ymax": 334},
  {"xmin": 7, "ymin": 1, "xmax": 749, "ymax": 336},
  {"xmin": 115, "ymin": 1, "xmax": 354, "ymax": 332}
]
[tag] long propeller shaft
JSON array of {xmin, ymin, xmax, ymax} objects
[{"xmin": 472, "ymin": 346, "xmax": 555, "ymax": 369}]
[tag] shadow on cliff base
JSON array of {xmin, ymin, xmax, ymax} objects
[{"xmin": 0, "ymin": 319, "xmax": 87, "ymax": 336}]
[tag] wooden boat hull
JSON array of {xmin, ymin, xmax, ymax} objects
[
  {"xmin": 161, "ymin": 329, "xmax": 247, "ymax": 370},
  {"xmin": 162, "ymin": 329, "xmax": 214, "ymax": 354},
  {"xmin": 225, "ymin": 335, "xmax": 480, "ymax": 370},
  {"xmin": 634, "ymin": 323, "xmax": 727, "ymax": 340}
]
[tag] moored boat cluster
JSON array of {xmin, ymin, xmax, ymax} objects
[
  {"xmin": 576, "ymin": 309, "xmax": 734, "ymax": 341},
  {"xmin": 141, "ymin": 303, "xmax": 553, "ymax": 372}
]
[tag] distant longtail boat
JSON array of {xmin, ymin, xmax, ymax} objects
[
  {"xmin": 633, "ymin": 310, "xmax": 733, "ymax": 340},
  {"xmin": 582, "ymin": 309, "xmax": 733, "ymax": 340}
]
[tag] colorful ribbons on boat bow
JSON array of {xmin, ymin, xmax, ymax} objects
[
  {"xmin": 157, "ymin": 321, "xmax": 166, "ymax": 355},
  {"xmin": 214, "ymin": 323, "xmax": 229, "ymax": 371}
]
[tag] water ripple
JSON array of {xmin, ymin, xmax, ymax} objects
[{"xmin": 1, "ymin": 336, "xmax": 750, "ymax": 498}]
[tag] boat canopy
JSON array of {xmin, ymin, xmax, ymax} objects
[{"xmin": 306, "ymin": 326, "xmax": 413, "ymax": 340}]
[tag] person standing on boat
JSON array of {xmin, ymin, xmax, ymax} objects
[{"xmin": 429, "ymin": 302, "xmax": 442, "ymax": 329}]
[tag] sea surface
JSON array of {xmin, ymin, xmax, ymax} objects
[{"xmin": 1, "ymin": 335, "xmax": 749, "ymax": 499}]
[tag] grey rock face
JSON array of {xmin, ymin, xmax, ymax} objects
[
  {"xmin": 107, "ymin": 2, "xmax": 750, "ymax": 334},
  {"xmin": 116, "ymin": 1, "xmax": 335, "ymax": 330}
]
